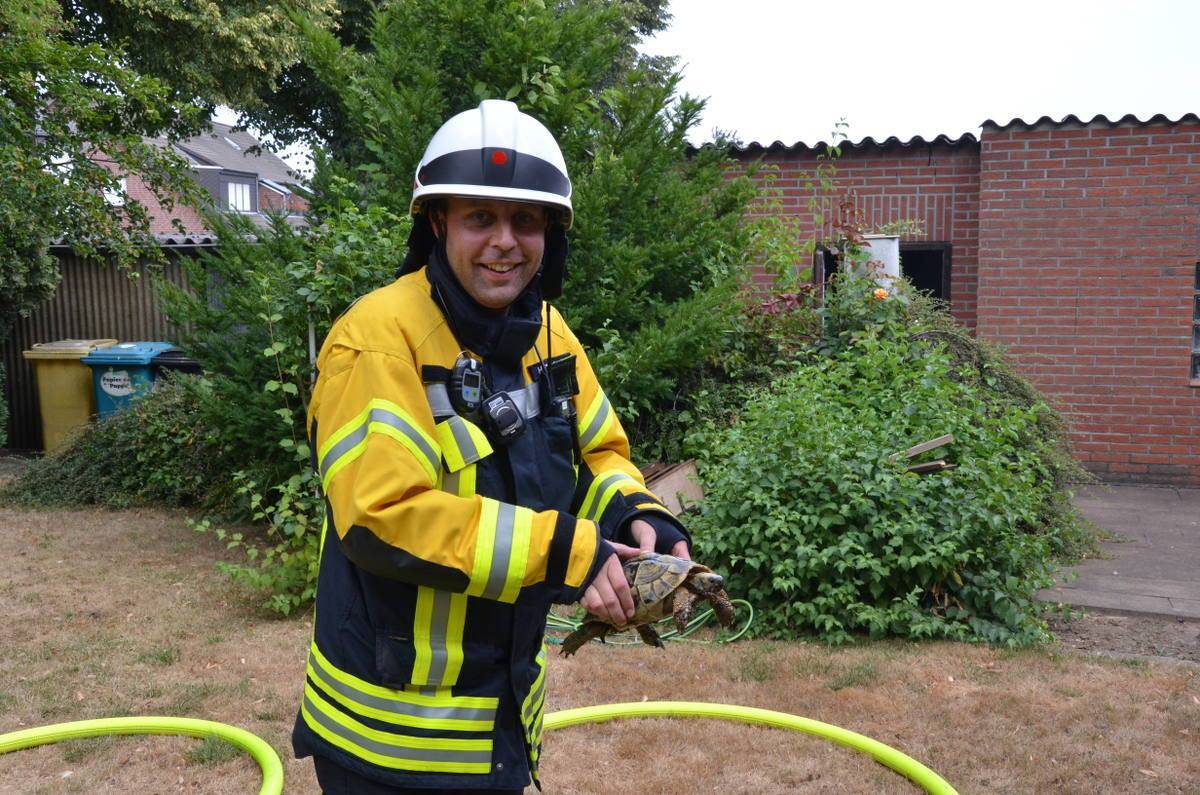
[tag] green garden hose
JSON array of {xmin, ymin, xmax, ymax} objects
[
  {"xmin": 0, "ymin": 716, "xmax": 283, "ymax": 795},
  {"xmin": 546, "ymin": 597, "xmax": 755, "ymax": 645},
  {"xmin": 543, "ymin": 701, "xmax": 958, "ymax": 795}
]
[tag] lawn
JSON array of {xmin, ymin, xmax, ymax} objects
[{"xmin": 0, "ymin": 505, "xmax": 1196, "ymax": 794}]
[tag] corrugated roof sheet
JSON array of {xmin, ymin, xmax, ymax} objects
[
  {"xmin": 733, "ymin": 112, "xmax": 1200, "ymax": 154},
  {"xmin": 152, "ymin": 232, "xmax": 219, "ymax": 247},
  {"xmin": 981, "ymin": 112, "xmax": 1200, "ymax": 131},
  {"xmin": 730, "ymin": 131, "xmax": 978, "ymax": 155}
]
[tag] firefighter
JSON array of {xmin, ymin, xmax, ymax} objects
[{"xmin": 293, "ymin": 99, "xmax": 690, "ymax": 793}]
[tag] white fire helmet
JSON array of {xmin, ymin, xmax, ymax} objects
[{"xmin": 410, "ymin": 99, "xmax": 573, "ymax": 228}]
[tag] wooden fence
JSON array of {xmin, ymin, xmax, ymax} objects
[{"xmin": 1, "ymin": 250, "xmax": 194, "ymax": 450}]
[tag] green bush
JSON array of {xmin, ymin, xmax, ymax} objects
[
  {"xmin": 155, "ymin": 201, "xmax": 407, "ymax": 486},
  {"xmin": 686, "ymin": 261, "xmax": 1090, "ymax": 646},
  {"xmin": 628, "ymin": 287, "xmax": 822, "ymax": 463},
  {"xmin": 0, "ymin": 374, "xmax": 229, "ymax": 509},
  {"xmin": 691, "ymin": 328, "xmax": 1062, "ymax": 646}
]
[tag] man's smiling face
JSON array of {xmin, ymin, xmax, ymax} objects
[{"xmin": 435, "ymin": 197, "xmax": 548, "ymax": 311}]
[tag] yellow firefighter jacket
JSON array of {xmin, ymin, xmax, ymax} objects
[{"xmin": 292, "ymin": 267, "xmax": 686, "ymax": 790}]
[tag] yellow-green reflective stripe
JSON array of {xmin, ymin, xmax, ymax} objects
[
  {"xmin": 467, "ymin": 499, "xmax": 500, "ymax": 597},
  {"xmin": 411, "ymin": 588, "xmax": 468, "ymax": 688},
  {"xmin": 306, "ymin": 656, "xmax": 493, "ymax": 732},
  {"xmin": 435, "ymin": 416, "xmax": 492, "ymax": 473},
  {"xmin": 483, "ymin": 503, "xmax": 517, "ymax": 601},
  {"xmin": 467, "ymin": 500, "xmax": 529, "ymax": 603},
  {"xmin": 302, "ymin": 685, "xmax": 491, "ymax": 773},
  {"xmin": 579, "ymin": 471, "xmax": 634, "ymax": 522},
  {"xmin": 442, "ymin": 592, "xmax": 467, "ymax": 685},
  {"xmin": 498, "ymin": 507, "xmax": 532, "ymax": 603},
  {"xmin": 523, "ymin": 647, "xmax": 548, "ymax": 772},
  {"xmin": 309, "ymin": 643, "xmax": 496, "ymax": 712},
  {"xmin": 411, "ymin": 588, "xmax": 435, "ymax": 685},
  {"xmin": 578, "ymin": 393, "xmax": 614, "ymax": 453},
  {"xmin": 440, "ymin": 464, "xmax": 477, "ymax": 499},
  {"xmin": 522, "ymin": 652, "xmax": 547, "ymax": 730},
  {"xmin": 319, "ymin": 400, "xmax": 440, "ymax": 487}
]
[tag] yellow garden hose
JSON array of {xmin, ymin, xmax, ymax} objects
[
  {"xmin": 0, "ymin": 716, "xmax": 283, "ymax": 795},
  {"xmin": 0, "ymin": 702, "xmax": 956, "ymax": 794},
  {"xmin": 543, "ymin": 701, "xmax": 959, "ymax": 795}
]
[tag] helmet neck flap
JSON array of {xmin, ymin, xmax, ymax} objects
[{"xmin": 420, "ymin": 233, "xmax": 545, "ymax": 366}]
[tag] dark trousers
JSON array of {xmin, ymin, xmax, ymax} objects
[{"xmin": 313, "ymin": 756, "xmax": 524, "ymax": 795}]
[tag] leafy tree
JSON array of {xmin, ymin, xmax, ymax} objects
[
  {"xmin": 61, "ymin": 0, "xmax": 339, "ymax": 119},
  {"xmin": 0, "ymin": 0, "xmax": 209, "ymax": 442},
  {"xmin": 237, "ymin": 0, "xmax": 674, "ymax": 154}
]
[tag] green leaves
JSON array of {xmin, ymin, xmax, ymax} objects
[
  {"xmin": 0, "ymin": 0, "xmax": 206, "ymax": 345},
  {"xmin": 689, "ymin": 328, "xmax": 1078, "ymax": 646}
]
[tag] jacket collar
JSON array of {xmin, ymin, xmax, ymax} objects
[{"xmin": 425, "ymin": 243, "xmax": 543, "ymax": 366}]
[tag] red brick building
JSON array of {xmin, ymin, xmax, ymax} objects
[{"xmin": 734, "ymin": 114, "xmax": 1200, "ymax": 487}]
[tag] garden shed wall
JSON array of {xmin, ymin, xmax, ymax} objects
[
  {"xmin": 976, "ymin": 116, "xmax": 1200, "ymax": 486},
  {"xmin": 733, "ymin": 115, "xmax": 1200, "ymax": 487}
]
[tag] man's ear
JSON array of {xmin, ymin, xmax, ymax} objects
[{"xmin": 429, "ymin": 206, "xmax": 446, "ymax": 240}]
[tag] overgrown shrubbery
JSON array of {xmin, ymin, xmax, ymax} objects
[
  {"xmin": 0, "ymin": 374, "xmax": 229, "ymax": 509},
  {"xmin": 688, "ymin": 260, "xmax": 1087, "ymax": 646}
]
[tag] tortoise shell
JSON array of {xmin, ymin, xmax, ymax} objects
[{"xmin": 623, "ymin": 552, "xmax": 715, "ymax": 626}]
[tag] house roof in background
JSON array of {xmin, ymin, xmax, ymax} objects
[
  {"xmin": 981, "ymin": 112, "xmax": 1200, "ymax": 131},
  {"xmin": 733, "ymin": 112, "xmax": 1200, "ymax": 154},
  {"xmin": 174, "ymin": 121, "xmax": 300, "ymax": 185},
  {"xmin": 730, "ymin": 132, "xmax": 978, "ymax": 155}
]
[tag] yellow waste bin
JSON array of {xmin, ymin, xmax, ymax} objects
[{"xmin": 22, "ymin": 339, "xmax": 118, "ymax": 451}]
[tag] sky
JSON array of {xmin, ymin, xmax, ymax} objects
[
  {"xmin": 641, "ymin": 0, "xmax": 1200, "ymax": 147},
  {"xmin": 219, "ymin": 0, "xmax": 1200, "ymax": 170}
]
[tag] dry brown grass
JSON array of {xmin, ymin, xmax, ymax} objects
[{"xmin": 0, "ymin": 505, "xmax": 1197, "ymax": 794}]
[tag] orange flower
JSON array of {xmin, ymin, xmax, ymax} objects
[{"xmin": 873, "ymin": 287, "xmax": 889, "ymax": 300}]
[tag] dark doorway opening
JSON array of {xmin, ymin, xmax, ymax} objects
[{"xmin": 900, "ymin": 243, "xmax": 952, "ymax": 303}]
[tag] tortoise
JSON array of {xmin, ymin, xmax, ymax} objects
[{"xmin": 560, "ymin": 552, "xmax": 735, "ymax": 656}]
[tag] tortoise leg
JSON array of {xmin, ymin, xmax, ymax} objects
[
  {"xmin": 708, "ymin": 590, "xmax": 736, "ymax": 628},
  {"xmin": 560, "ymin": 621, "xmax": 610, "ymax": 657},
  {"xmin": 673, "ymin": 591, "xmax": 697, "ymax": 634},
  {"xmin": 635, "ymin": 623, "xmax": 664, "ymax": 649}
]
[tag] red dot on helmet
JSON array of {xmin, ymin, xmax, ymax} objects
[
  {"xmin": 419, "ymin": 171, "xmax": 428, "ymax": 183},
  {"xmin": 491, "ymin": 150, "xmax": 508, "ymax": 165}
]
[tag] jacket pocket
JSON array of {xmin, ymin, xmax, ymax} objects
[
  {"xmin": 537, "ymin": 416, "xmax": 578, "ymax": 513},
  {"xmin": 375, "ymin": 630, "xmax": 416, "ymax": 688}
]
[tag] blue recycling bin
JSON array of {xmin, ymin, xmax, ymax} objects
[{"xmin": 81, "ymin": 341, "xmax": 179, "ymax": 417}]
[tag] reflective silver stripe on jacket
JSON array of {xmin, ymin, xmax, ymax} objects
[
  {"xmin": 320, "ymin": 406, "xmax": 440, "ymax": 480},
  {"xmin": 307, "ymin": 648, "xmax": 493, "ymax": 725},
  {"xmin": 578, "ymin": 393, "xmax": 612, "ymax": 451},
  {"xmin": 481, "ymin": 501, "xmax": 517, "ymax": 600},
  {"xmin": 425, "ymin": 382, "xmax": 541, "ymax": 420},
  {"xmin": 303, "ymin": 693, "xmax": 493, "ymax": 766}
]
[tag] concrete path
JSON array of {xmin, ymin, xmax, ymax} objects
[{"xmin": 1039, "ymin": 484, "xmax": 1200, "ymax": 620}]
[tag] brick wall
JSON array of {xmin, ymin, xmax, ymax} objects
[
  {"xmin": 977, "ymin": 120, "xmax": 1200, "ymax": 486},
  {"xmin": 735, "ymin": 141, "xmax": 981, "ymax": 327},
  {"xmin": 259, "ymin": 184, "xmax": 311, "ymax": 215}
]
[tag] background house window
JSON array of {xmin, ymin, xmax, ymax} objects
[{"xmin": 227, "ymin": 181, "xmax": 252, "ymax": 212}]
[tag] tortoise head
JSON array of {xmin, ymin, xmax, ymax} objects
[{"xmin": 689, "ymin": 570, "xmax": 725, "ymax": 594}]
